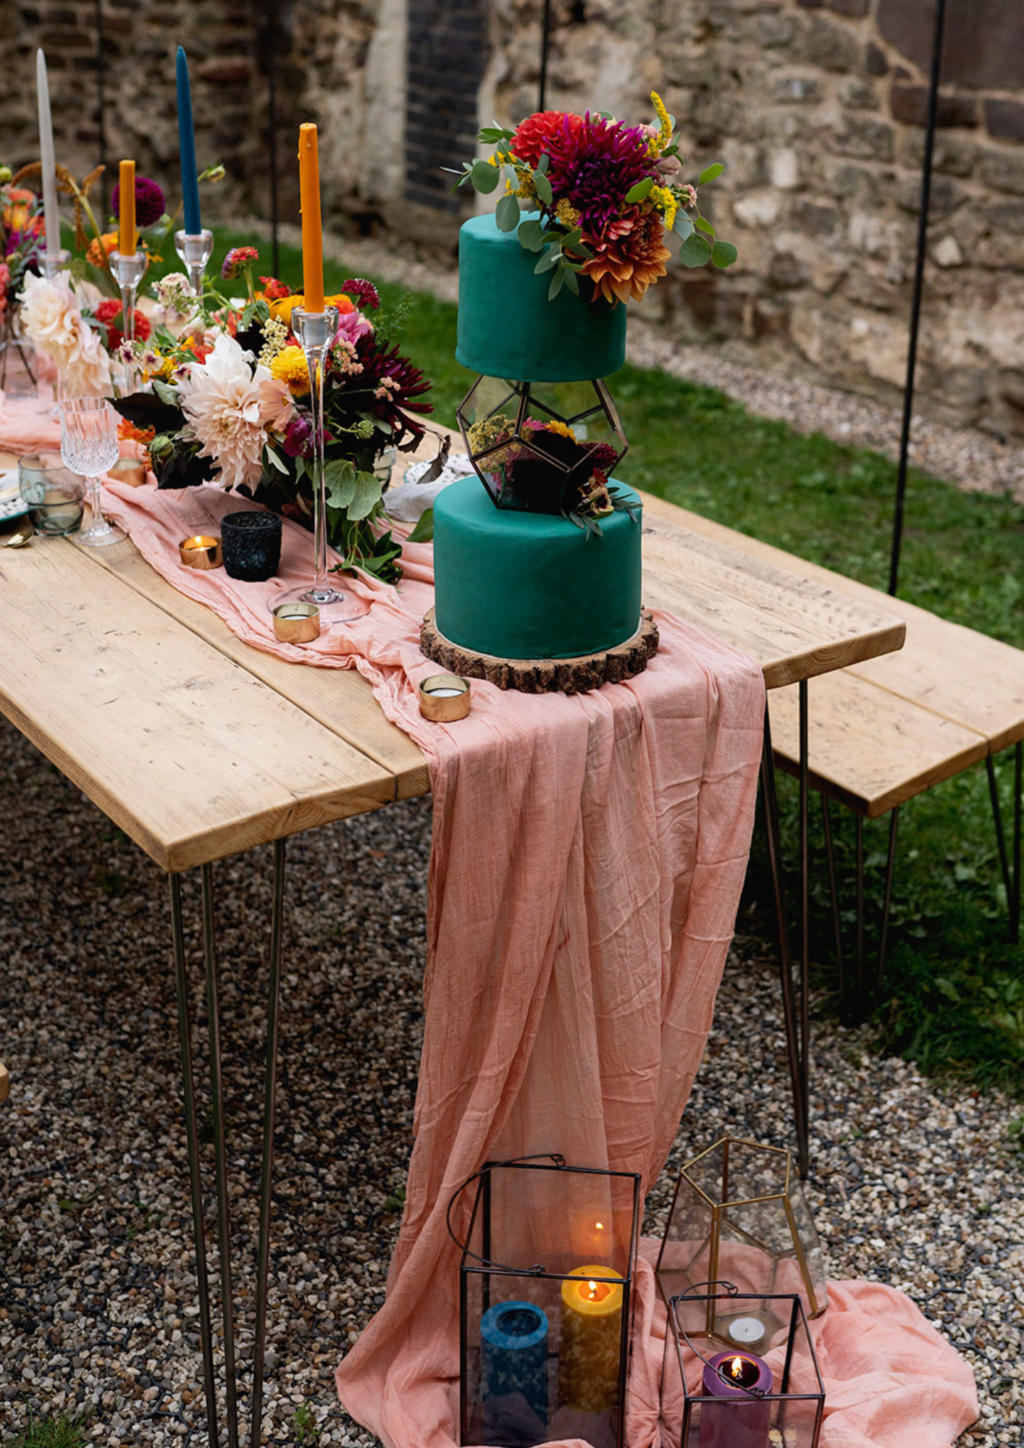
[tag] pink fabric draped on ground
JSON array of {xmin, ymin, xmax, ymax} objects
[{"xmin": 0, "ymin": 395, "xmax": 978, "ymax": 1448}]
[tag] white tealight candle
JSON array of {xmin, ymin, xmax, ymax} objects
[
  {"xmin": 426, "ymin": 687, "xmax": 463, "ymax": 697},
  {"xmin": 727, "ymin": 1315, "xmax": 768, "ymax": 1346}
]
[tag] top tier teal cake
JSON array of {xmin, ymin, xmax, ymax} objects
[{"xmin": 456, "ymin": 214, "xmax": 627, "ymax": 383}]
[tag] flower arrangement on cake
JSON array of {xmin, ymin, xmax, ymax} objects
[
  {"xmin": 112, "ymin": 253, "xmax": 432, "ymax": 582},
  {"xmin": 450, "ymin": 92, "xmax": 736, "ymax": 304}
]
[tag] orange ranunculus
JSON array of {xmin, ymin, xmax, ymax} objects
[
  {"xmin": 583, "ymin": 212, "xmax": 671, "ymax": 305},
  {"xmin": 269, "ymin": 291, "xmax": 354, "ymax": 324},
  {"xmin": 86, "ymin": 232, "xmax": 119, "ymax": 267},
  {"xmin": 3, "ymin": 187, "xmax": 43, "ymax": 237}
]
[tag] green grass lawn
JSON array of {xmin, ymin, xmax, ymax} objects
[{"xmin": 186, "ymin": 231, "xmax": 1024, "ymax": 1099}]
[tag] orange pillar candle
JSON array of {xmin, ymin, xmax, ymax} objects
[
  {"xmin": 558, "ymin": 1265, "xmax": 625, "ymax": 1415},
  {"xmin": 118, "ymin": 159, "xmax": 136, "ymax": 255},
  {"xmin": 297, "ymin": 123, "xmax": 325, "ymax": 312}
]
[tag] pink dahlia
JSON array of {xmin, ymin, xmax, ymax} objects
[
  {"xmin": 545, "ymin": 114, "xmax": 655, "ymax": 243},
  {"xmin": 110, "ymin": 174, "xmax": 166, "ymax": 229},
  {"xmin": 221, "ymin": 246, "xmax": 259, "ymax": 280}
]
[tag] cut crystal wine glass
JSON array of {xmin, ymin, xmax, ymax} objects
[{"xmin": 60, "ymin": 397, "xmax": 126, "ymax": 547}]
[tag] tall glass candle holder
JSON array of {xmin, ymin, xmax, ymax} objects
[
  {"xmin": 38, "ymin": 249, "xmax": 70, "ymax": 408},
  {"xmin": 109, "ymin": 250, "xmax": 146, "ymax": 394},
  {"xmin": 274, "ymin": 305, "xmax": 362, "ymax": 625},
  {"xmin": 174, "ymin": 228, "xmax": 213, "ymax": 303}
]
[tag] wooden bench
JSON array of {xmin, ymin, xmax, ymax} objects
[{"xmin": 640, "ymin": 493, "xmax": 1024, "ymax": 1006}]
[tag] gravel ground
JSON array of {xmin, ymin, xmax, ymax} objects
[
  {"xmin": 247, "ymin": 221, "xmax": 1024, "ymax": 503},
  {"xmin": 1, "ymin": 716, "xmax": 1022, "ymax": 1446}
]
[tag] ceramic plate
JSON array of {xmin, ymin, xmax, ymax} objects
[
  {"xmin": 0, "ymin": 493, "xmax": 29, "ymax": 521},
  {"xmin": 0, "ymin": 467, "xmax": 19, "ymax": 503}
]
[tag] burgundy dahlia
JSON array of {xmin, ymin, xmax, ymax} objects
[
  {"xmin": 110, "ymin": 175, "xmax": 166, "ymax": 229},
  {"xmin": 545, "ymin": 114, "xmax": 655, "ymax": 242}
]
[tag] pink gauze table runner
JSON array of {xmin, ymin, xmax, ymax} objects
[{"xmin": 0, "ymin": 394, "xmax": 978, "ymax": 1448}]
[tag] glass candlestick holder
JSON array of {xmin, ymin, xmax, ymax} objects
[
  {"xmin": 40, "ymin": 248, "xmax": 70, "ymax": 281},
  {"xmin": 110, "ymin": 251, "xmax": 147, "ymax": 394},
  {"xmin": 174, "ymin": 228, "xmax": 214, "ymax": 302},
  {"xmin": 272, "ymin": 305, "xmax": 363, "ymax": 626}
]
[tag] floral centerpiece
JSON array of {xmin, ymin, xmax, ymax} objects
[
  {"xmin": 113, "ymin": 249, "xmax": 432, "ymax": 583},
  {"xmin": 450, "ymin": 91, "xmax": 736, "ymax": 304},
  {"xmin": 0, "ymin": 164, "xmax": 46, "ymax": 388}
]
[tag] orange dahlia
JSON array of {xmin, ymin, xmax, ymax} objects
[
  {"xmin": 511, "ymin": 110, "xmax": 584, "ymax": 168},
  {"xmin": 86, "ymin": 231, "xmax": 118, "ymax": 267},
  {"xmin": 583, "ymin": 212, "xmax": 671, "ymax": 305}
]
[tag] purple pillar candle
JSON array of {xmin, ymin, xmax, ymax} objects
[{"xmin": 697, "ymin": 1350, "xmax": 772, "ymax": 1448}]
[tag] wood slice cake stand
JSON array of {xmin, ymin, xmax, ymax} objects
[{"xmin": 420, "ymin": 608, "xmax": 660, "ymax": 694}]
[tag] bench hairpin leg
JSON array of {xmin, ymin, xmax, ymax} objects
[
  {"xmin": 798, "ymin": 680, "xmax": 811, "ymax": 1171},
  {"xmin": 1013, "ymin": 742, "xmax": 1022, "ymax": 945},
  {"xmin": 875, "ymin": 808, "xmax": 900, "ymax": 1003},
  {"xmin": 201, "ymin": 863, "xmax": 241, "ymax": 1448},
  {"xmin": 169, "ymin": 874, "xmax": 221, "ymax": 1448},
  {"xmin": 820, "ymin": 796, "xmax": 848, "ymax": 1021},
  {"xmin": 760, "ymin": 704, "xmax": 809, "ymax": 1176},
  {"xmin": 855, "ymin": 814, "xmax": 865, "ymax": 1017},
  {"xmin": 252, "ymin": 837, "xmax": 287, "ymax": 1446}
]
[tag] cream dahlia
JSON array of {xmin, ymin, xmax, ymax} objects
[
  {"xmin": 20, "ymin": 271, "xmax": 111, "ymax": 396},
  {"xmin": 177, "ymin": 333, "xmax": 272, "ymax": 491}
]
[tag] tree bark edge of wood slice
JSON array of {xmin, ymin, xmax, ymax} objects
[{"xmin": 420, "ymin": 609, "xmax": 660, "ymax": 694}]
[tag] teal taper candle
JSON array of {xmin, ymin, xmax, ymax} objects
[{"xmin": 176, "ymin": 46, "xmax": 201, "ymax": 235}]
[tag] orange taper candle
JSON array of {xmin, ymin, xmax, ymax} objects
[
  {"xmin": 118, "ymin": 159, "xmax": 136, "ymax": 255},
  {"xmin": 298, "ymin": 123, "xmax": 325, "ymax": 312}
]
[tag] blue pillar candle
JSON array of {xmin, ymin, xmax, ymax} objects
[
  {"xmin": 176, "ymin": 46, "xmax": 201, "ymax": 235},
  {"xmin": 481, "ymin": 1300, "xmax": 549, "ymax": 1427}
]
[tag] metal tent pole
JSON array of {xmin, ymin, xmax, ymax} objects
[
  {"xmin": 888, "ymin": 0, "xmax": 947, "ymax": 597},
  {"xmin": 538, "ymin": 0, "xmax": 552, "ymax": 111}
]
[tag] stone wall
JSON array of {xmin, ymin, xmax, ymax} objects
[{"xmin": 4, "ymin": 0, "xmax": 1024, "ymax": 436}]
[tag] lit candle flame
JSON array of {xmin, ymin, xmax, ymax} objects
[
  {"xmin": 729, "ymin": 1356, "xmax": 743, "ymax": 1379},
  {"xmin": 595, "ymin": 1221, "xmax": 604, "ymax": 1231},
  {"xmin": 588, "ymin": 1280, "xmax": 598, "ymax": 1298}
]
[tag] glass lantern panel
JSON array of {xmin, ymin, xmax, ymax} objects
[
  {"xmin": 657, "ymin": 1177, "xmax": 716, "ymax": 1307},
  {"xmin": 476, "ymin": 1164, "xmax": 636, "ymax": 1279}
]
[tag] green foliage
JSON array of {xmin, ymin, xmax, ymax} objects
[
  {"xmin": 5, "ymin": 1411, "xmax": 92, "ymax": 1448},
  {"xmin": 291, "ymin": 1404, "xmax": 321, "ymax": 1447}
]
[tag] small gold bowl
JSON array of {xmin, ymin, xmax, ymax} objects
[
  {"xmin": 109, "ymin": 457, "xmax": 147, "ymax": 488},
  {"xmin": 419, "ymin": 673, "xmax": 471, "ymax": 722},
  {"xmin": 272, "ymin": 601, "xmax": 321, "ymax": 644},
  {"xmin": 179, "ymin": 535, "xmax": 221, "ymax": 570}
]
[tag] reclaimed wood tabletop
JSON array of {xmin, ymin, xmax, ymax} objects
[{"xmin": 0, "ymin": 436, "xmax": 906, "ymax": 871}]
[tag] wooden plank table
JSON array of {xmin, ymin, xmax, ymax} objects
[{"xmin": 0, "ymin": 446, "xmax": 905, "ymax": 1444}]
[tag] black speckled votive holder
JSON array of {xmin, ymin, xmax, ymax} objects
[{"xmin": 221, "ymin": 510, "xmax": 282, "ymax": 582}]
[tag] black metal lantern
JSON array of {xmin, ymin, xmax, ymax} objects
[
  {"xmin": 451, "ymin": 1155, "xmax": 641, "ymax": 1448},
  {"xmin": 662, "ymin": 1285, "xmax": 825, "ymax": 1448},
  {"xmin": 456, "ymin": 375, "xmax": 628, "ymax": 515}
]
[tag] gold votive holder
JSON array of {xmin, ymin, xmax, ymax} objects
[
  {"xmin": 419, "ymin": 673, "xmax": 471, "ymax": 722},
  {"xmin": 109, "ymin": 457, "xmax": 147, "ymax": 487},
  {"xmin": 272, "ymin": 601, "xmax": 321, "ymax": 644},
  {"xmin": 179, "ymin": 534, "xmax": 222, "ymax": 570}
]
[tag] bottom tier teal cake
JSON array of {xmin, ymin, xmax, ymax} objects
[{"xmin": 432, "ymin": 479, "xmax": 643, "ymax": 661}]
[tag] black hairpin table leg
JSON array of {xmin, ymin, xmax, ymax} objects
[{"xmin": 168, "ymin": 836, "xmax": 287, "ymax": 1445}]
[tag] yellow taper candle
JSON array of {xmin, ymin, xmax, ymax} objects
[
  {"xmin": 118, "ymin": 159, "xmax": 136, "ymax": 255},
  {"xmin": 298, "ymin": 123, "xmax": 325, "ymax": 313},
  {"xmin": 558, "ymin": 1265, "xmax": 625, "ymax": 1415}
]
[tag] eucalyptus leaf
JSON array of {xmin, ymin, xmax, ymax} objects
[
  {"xmin": 694, "ymin": 215, "xmax": 716, "ymax": 236},
  {"xmin": 673, "ymin": 212, "xmax": 694, "ymax": 241},
  {"xmin": 517, "ymin": 218, "xmax": 546, "ymax": 252},
  {"xmin": 625, "ymin": 177, "xmax": 654, "ymax": 203},
  {"xmin": 533, "ymin": 170, "xmax": 553, "ymax": 205},
  {"xmin": 563, "ymin": 266, "xmax": 579, "ymax": 295},
  {"xmin": 679, "ymin": 232, "xmax": 713, "ymax": 268},
  {"xmin": 536, "ymin": 152, "xmax": 550, "ymax": 175},
  {"xmin": 496, "ymin": 192, "xmax": 521, "ymax": 232},
  {"xmin": 534, "ymin": 248, "xmax": 561, "ymax": 274},
  {"xmin": 471, "ymin": 160, "xmax": 500, "ymax": 193},
  {"xmin": 264, "ymin": 445, "xmax": 288, "ymax": 475},
  {"xmin": 548, "ymin": 267, "xmax": 565, "ymax": 300},
  {"xmin": 712, "ymin": 239, "xmax": 739, "ymax": 269},
  {"xmin": 698, "ymin": 162, "xmax": 724, "ymax": 185}
]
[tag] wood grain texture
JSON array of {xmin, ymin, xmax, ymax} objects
[
  {"xmin": 0, "ymin": 541, "xmax": 397, "ymax": 870},
  {"xmin": 639, "ymin": 492, "xmax": 1024, "ymax": 750},
  {"xmin": 769, "ymin": 671, "xmax": 989, "ymax": 818},
  {"xmin": 420, "ymin": 607, "xmax": 659, "ymax": 693}
]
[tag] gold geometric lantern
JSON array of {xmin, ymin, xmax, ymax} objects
[{"xmin": 655, "ymin": 1137, "xmax": 828, "ymax": 1355}]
